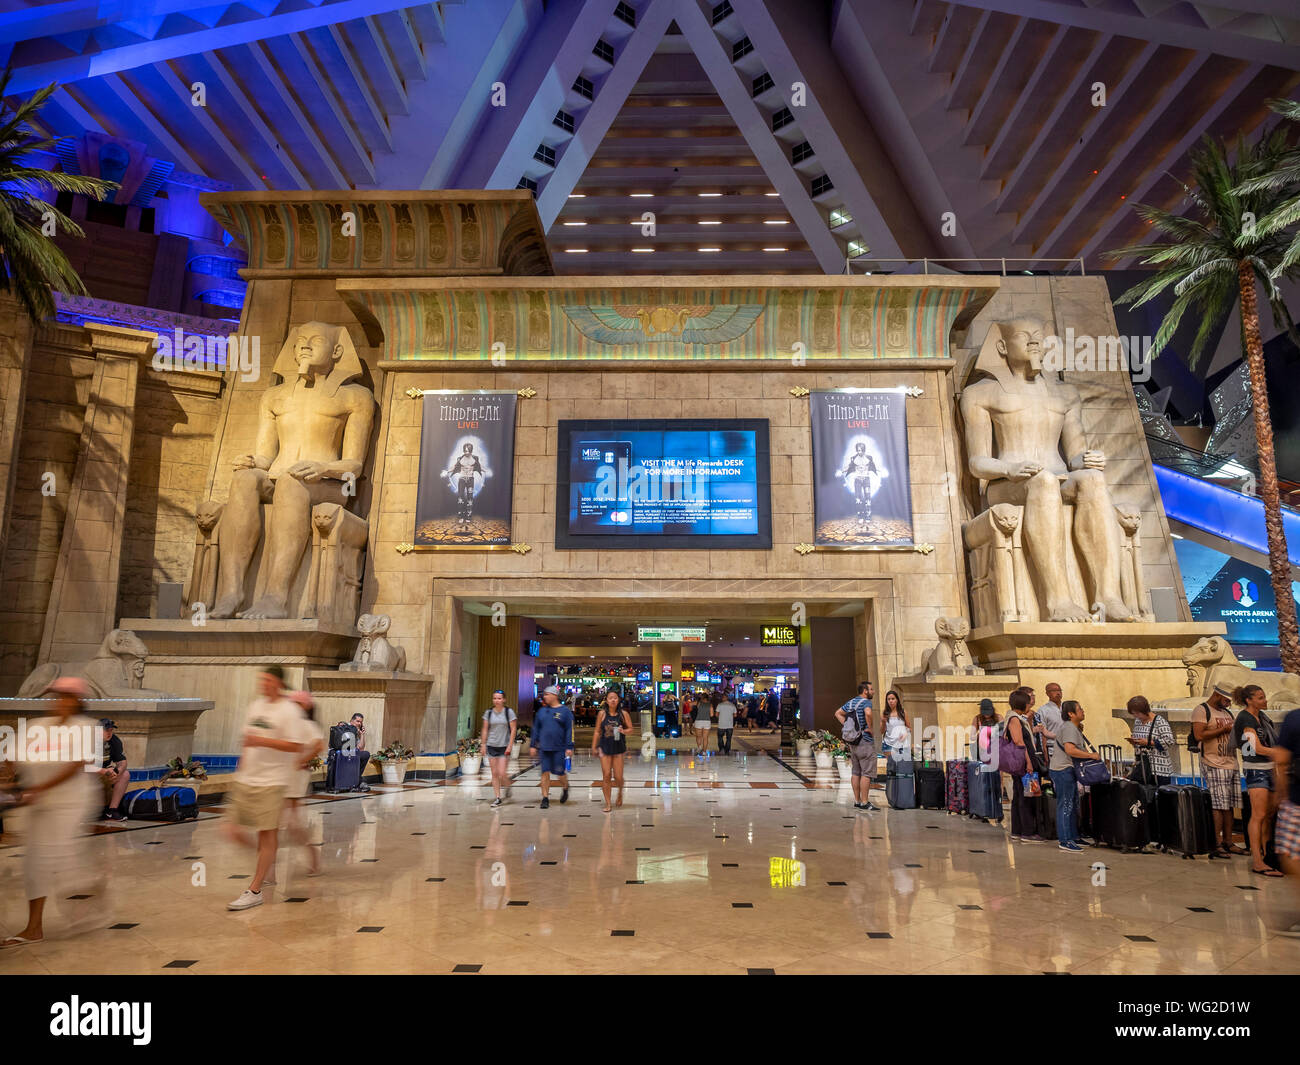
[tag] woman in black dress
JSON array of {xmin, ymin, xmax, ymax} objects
[{"xmin": 592, "ymin": 690, "xmax": 633, "ymax": 812}]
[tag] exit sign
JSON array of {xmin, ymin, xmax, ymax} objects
[
  {"xmin": 761, "ymin": 625, "xmax": 800, "ymax": 646},
  {"xmin": 638, "ymin": 626, "xmax": 706, "ymax": 642}
]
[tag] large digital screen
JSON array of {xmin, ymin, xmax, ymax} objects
[
  {"xmin": 556, "ymin": 419, "xmax": 772, "ymax": 549},
  {"xmin": 1175, "ymin": 538, "xmax": 1299, "ymax": 647}
]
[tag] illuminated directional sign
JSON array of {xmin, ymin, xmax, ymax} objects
[
  {"xmin": 638, "ymin": 626, "xmax": 706, "ymax": 642},
  {"xmin": 760, "ymin": 624, "xmax": 800, "ymax": 646}
]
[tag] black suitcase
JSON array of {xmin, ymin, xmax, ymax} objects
[
  {"xmin": 327, "ymin": 748, "xmax": 361, "ymax": 792},
  {"xmin": 1156, "ymin": 784, "xmax": 1214, "ymax": 858},
  {"xmin": 124, "ymin": 785, "xmax": 198, "ymax": 822},
  {"xmin": 1038, "ymin": 783, "xmax": 1058, "ymax": 841},
  {"xmin": 916, "ymin": 766, "xmax": 946, "ymax": 809},
  {"xmin": 1092, "ymin": 778, "xmax": 1156, "ymax": 852}
]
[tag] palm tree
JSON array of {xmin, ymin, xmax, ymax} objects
[
  {"xmin": 1109, "ymin": 125, "xmax": 1300, "ymax": 674},
  {"xmin": 1237, "ymin": 99, "xmax": 1300, "ymax": 278},
  {"xmin": 0, "ymin": 70, "xmax": 118, "ymax": 322}
]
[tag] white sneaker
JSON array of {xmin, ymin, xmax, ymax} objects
[
  {"xmin": 1279, "ymin": 924, "xmax": 1300, "ymax": 939},
  {"xmin": 227, "ymin": 889, "xmax": 264, "ymax": 911}
]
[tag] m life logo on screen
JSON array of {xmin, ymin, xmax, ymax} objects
[{"xmin": 50, "ymin": 996, "xmax": 151, "ymax": 1045}]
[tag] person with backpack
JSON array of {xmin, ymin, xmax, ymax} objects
[
  {"xmin": 479, "ymin": 689, "xmax": 518, "ymax": 808},
  {"xmin": 1192, "ymin": 683, "xmax": 1245, "ymax": 858},
  {"xmin": 1234, "ymin": 684, "xmax": 1283, "ymax": 878},
  {"xmin": 835, "ymin": 681, "xmax": 876, "ymax": 812}
]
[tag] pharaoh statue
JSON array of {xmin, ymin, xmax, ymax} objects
[
  {"xmin": 208, "ymin": 322, "xmax": 375, "ymax": 620},
  {"xmin": 959, "ymin": 318, "xmax": 1134, "ymax": 623}
]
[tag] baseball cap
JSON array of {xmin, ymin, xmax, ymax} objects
[
  {"xmin": 45, "ymin": 676, "xmax": 91, "ymax": 700},
  {"xmin": 543, "ymin": 685, "xmax": 561, "ymax": 697},
  {"xmin": 98, "ymin": 717, "xmax": 117, "ymax": 729},
  {"xmin": 978, "ymin": 698, "xmax": 995, "ymax": 715}
]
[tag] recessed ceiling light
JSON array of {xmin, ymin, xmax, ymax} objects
[
  {"xmin": 699, "ymin": 247, "xmax": 721, "ymax": 252},
  {"xmin": 565, "ymin": 248, "xmax": 588, "ymax": 253},
  {"xmin": 630, "ymin": 192, "xmax": 653, "ymax": 198},
  {"xmin": 562, "ymin": 221, "xmax": 586, "ymax": 226},
  {"xmin": 698, "ymin": 192, "xmax": 722, "ymax": 197},
  {"xmin": 765, "ymin": 192, "xmax": 780, "ymax": 197},
  {"xmin": 698, "ymin": 220, "xmax": 721, "ymax": 225},
  {"xmin": 568, "ymin": 193, "xmax": 586, "ymax": 198},
  {"xmin": 763, "ymin": 247, "xmax": 786, "ymax": 252},
  {"xmin": 631, "ymin": 247, "xmax": 654, "ymax": 252},
  {"xmin": 763, "ymin": 219, "xmax": 789, "ymax": 225}
]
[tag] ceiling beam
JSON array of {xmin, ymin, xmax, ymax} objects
[
  {"xmin": 198, "ymin": 49, "xmax": 311, "ymax": 189},
  {"xmin": 677, "ymin": 0, "xmax": 847, "ymax": 273},
  {"xmin": 978, "ymin": 22, "xmax": 1071, "ymax": 179},
  {"xmin": 156, "ymin": 60, "xmax": 265, "ymax": 187},
  {"xmin": 375, "ymin": 8, "xmax": 427, "ymax": 80},
  {"xmin": 536, "ymin": 0, "xmax": 677, "ymax": 228},
  {"xmin": 1009, "ymin": 41, "xmax": 1162, "ymax": 242},
  {"xmin": 302, "ymin": 24, "xmax": 394, "ymax": 153},
  {"xmin": 97, "ymin": 72, "xmax": 203, "ymax": 173},
  {"xmin": 3, "ymin": 1, "xmax": 428, "ymax": 94},
  {"xmin": 962, "ymin": 16, "xmax": 1032, "ymax": 146},
  {"xmin": 405, "ymin": 2, "xmax": 447, "ymax": 45},
  {"xmin": 342, "ymin": 17, "xmax": 410, "ymax": 116},
  {"xmin": 942, "ymin": 0, "xmax": 1300, "ymax": 68}
]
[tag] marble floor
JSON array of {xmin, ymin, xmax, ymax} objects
[{"xmin": 3, "ymin": 738, "xmax": 1299, "ymax": 975}]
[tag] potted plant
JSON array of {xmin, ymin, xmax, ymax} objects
[
  {"xmin": 811, "ymin": 732, "xmax": 837, "ymax": 770},
  {"xmin": 459, "ymin": 738, "xmax": 483, "ymax": 777},
  {"xmin": 793, "ymin": 728, "xmax": 815, "ymax": 758},
  {"xmin": 372, "ymin": 742, "xmax": 415, "ymax": 785},
  {"xmin": 512, "ymin": 724, "xmax": 530, "ymax": 759}
]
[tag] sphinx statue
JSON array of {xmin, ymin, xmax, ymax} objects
[
  {"xmin": 1178, "ymin": 636, "xmax": 1300, "ymax": 710},
  {"xmin": 187, "ymin": 323, "xmax": 375, "ymax": 626},
  {"xmin": 918, "ymin": 617, "xmax": 983, "ymax": 677},
  {"xmin": 959, "ymin": 318, "xmax": 1151, "ymax": 627}
]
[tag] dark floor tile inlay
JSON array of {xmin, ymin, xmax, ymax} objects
[
  {"xmin": 357, "ymin": 926, "xmax": 384, "ymax": 933},
  {"xmin": 541, "ymin": 860, "xmax": 558, "ymax": 865},
  {"xmin": 183, "ymin": 855, "xmax": 202, "ymax": 860},
  {"xmin": 904, "ymin": 863, "xmax": 921, "ymax": 868},
  {"xmin": 562, "ymin": 834, "xmax": 577, "ymax": 838},
  {"xmin": 66, "ymin": 894, "xmax": 93, "ymax": 900},
  {"xmin": 163, "ymin": 960, "xmax": 196, "ymax": 968},
  {"xmin": 426, "ymin": 877, "xmax": 446, "ymax": 882},
  {"xmin": 867, "ymin": 932, "xmax": 893, "ymax": 940},
  {"xmin": 959, "ymin": 905, "xmax": 983, "ymax": 911},
  {"xmin": 1237, "ymin": 885, "xmax": 1260, "ymax": 891},
  {"xmin": 228, "ymin": 874, "xmax": 249, "ymax": 880},
  {"xmin": 1030, "ymin": 882, "xmax": 1052, "ymax": 888},
  {"xmin": 635, "ymin": 847, "xmax": 650, "ymax": 851},
  {"xmin": 801, "ymin": 848, "xmax": 817, "ymax": 853},
  {"xmin": 507, "ymin": 900, "xmax": 529, "ymax": 907},
  {"xmin": 1187, "ymin": 907, "xmax": 1214, "ymax": 913},
  {"xmin": 626, "ymin": 879, "xmax": 645, "ymax": 884},
  {"xmin": 470, "ymin": 845, "xmax": 485, "ymax": 850},
  {"xmin": 722, "ymin": 863, "xmax": 739, "ymax": 868},
  {"xmin": 411, "ymin": 832, "xmax": 426, "ymax": 836},
  {"xmin": 732, "ymin": 902, "xmax": 754, "ymax": 909},
  {"xmin": 969, "ymin": 849, "xmax": 985, "ymax": 854},
  {"xmin": 1125, "ymin": 935, "xmax": 1156, "ymax": 942},
  {"xmin": 610, "ymin": 929, "xmax": 636, "ymax": 937},
  {"xmin": 453, "ymin": 964, "xmax": 482, "ymax": 973},
  {"xmin": 827, "ymin": 881, "xmax": 847, "ymax": 887},
  {"xmin": 748, "ymin": 968, "xmax": 775, "ymax": 975},
  {"xmin": 285, "ymin": 897, "xmax": 309, "ymax": 903}
]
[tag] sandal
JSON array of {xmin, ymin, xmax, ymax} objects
[
  {"xmin": 1251, "ymin": 867, "xmax": 1284, "ymax": 878},
  {"xmin": 602, "ymin": 805, "xmax": 612, "ymax": 813},
  {"xmin": 1226, "ymin": 845, "xmax": 1249, "ymax": 855},
  {"xmin": 1, "ymin": 934, "xmax": 42, "ymax": 948}
]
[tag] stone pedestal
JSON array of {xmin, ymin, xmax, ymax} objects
[
  {"xmin": 891, "ymin": 673, "xmax": 1020, "ymax": 758},
  {"xmin": 967, "ymin": 621, "xmax": 1226, "ymax": 746},
  {"xmin": 306, "ymin": 670, "xmax": 435, "ymax": 755},
  {"xmin": 0, "ymin": 696, "xmax": 212, "ymax": 768},
  {"xmin": 119, "ymin": 618, "xmax": 358, "ymax": 753}
]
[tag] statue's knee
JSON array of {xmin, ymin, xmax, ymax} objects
[{"xmin": 229, "ymin": 467, "xmax": 261, "ymax": 496}]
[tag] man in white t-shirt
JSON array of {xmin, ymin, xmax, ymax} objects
[
  {"xmin": 223, "ymin": 665, "xmax": 311, "ymax": 910},
  {"xmin": 715, "ymin": 695, "xmax": 737, "ymax": 755}
]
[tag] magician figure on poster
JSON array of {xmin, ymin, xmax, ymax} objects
[
  {"xmin": 810, "ymin": 390, "xmax": 915, "ymax": 547},
  {"xmin": 414, "ymin": 391, "xmax": 516, "ymax": 545}
]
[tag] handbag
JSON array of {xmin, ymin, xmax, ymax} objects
[
  {"xmin": 1072, "ymin": 729, "xmax": 1111, "ymax": 787},
  {"xmin": 1021, "ymin": 771, "xmax": 1042, "ymax": 797},
  {"xmin": 998, "ymin": 715, "xmax": 1029, "ymax": 776}
]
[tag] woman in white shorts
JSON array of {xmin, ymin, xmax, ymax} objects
[
  {"xmin": 694, "ymin": 691, "xmax": 714, "ymax": 754},
  {"xmin": 285, "ymin": 690, "xmax": 326, "ymax": 876}
]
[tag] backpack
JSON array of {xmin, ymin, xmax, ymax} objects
[
  {"xmin": 1186, "ymin": 702, "xmax": 1210, "ymax": 754},
  {"xmin": 841, "ymin": 707, "xmax": 863, "ymax": 746}
]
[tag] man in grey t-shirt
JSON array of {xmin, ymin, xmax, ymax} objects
[
  {"xmin": 715, "ymin": 696, "xmax": 737, "ymax": 755},
  {"xmin": 1037, "ymin": 682, "xmax": 1064, "ymax": 762}
]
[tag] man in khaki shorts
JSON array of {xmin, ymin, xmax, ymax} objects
[{"xmin": 223, "ymin": 665, "xmax": 309, "ymax": 910}]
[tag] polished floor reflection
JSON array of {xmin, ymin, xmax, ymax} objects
[{"xmin": 3, "ymin": 740, "xmax": 1299, "ymax": 975}]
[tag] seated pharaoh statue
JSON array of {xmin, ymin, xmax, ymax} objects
[
  {"xmin": 188, "ymin": 322, "xmax": 375, "ymax": 624},
  {"xmin": 959, "ymin": 318, "xmax": 1147, "ymax": 626}
]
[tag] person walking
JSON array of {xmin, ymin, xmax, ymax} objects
[
  {"xmin": 1003, "ymin": 689, "xmax": 1044, "ymax": 843},
  {"xmin": 479, "ymin": 689, "xmax": 518, "ymax": 808},
  {"xmin": 1125, "ymin": 695, "xmax": 1176, "ymax": 786},
  {"xmin": 592, "ymin": 690, "xmax": 632, "ymax": 812},
  {"xmin": 530, "ymin": 685, "xmax": 574, "ymax": 810},
  {"xmin": 715, "ymin": 692, "xmax": 737, "ymax": 755},
  {"xmin": 1050, "ymin": 700, "xmax": 1101, "ymax": 852},
  {"xmin": 693, "ymin": 691, "xmax": 714, "ymax": 754},
  {"xmin": 1193, "ymin": 683, "xmax": 1245, "ymax": 858},
  {"xmin": 835, "ymin": 681, "xmax": 877, "ymax": 812},
  {"xmin": 1234, "ymin": 684, "xmax": 1283, "ymax": 878},
  {"xmin": 224, "ymin": 665, "xmax": 310, "ymax": 911},
  {"xmin": 1267, "ymin": 698, "xmax": 1300, "ymax": 934},
  {"xmin": 284, "ymin": 690, "xmax": 326, "ymax": 876},
  {"xmin": 2, "ymin": 678, "xmax": 108, "ymax": 948}
]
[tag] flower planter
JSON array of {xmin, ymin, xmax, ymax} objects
[
  {"xmin": 795, "ymin": 741, "xmax": 813, "ymax": 758},
  {"xmin": 511, "ymin": 741, "xmax": 524, "ymax": 760},
  {"xmin": 835, "ymin": 757, "xmax": 852, "ymax": 779},
  {"xmin": 461, "ymin": 754, "xmax": 482, "ymax": 776},
  {"xmin": 380, "ymin": 760, "xmax": 408, "ymax": 785},
  {"xmin": 814, "ymin": 750, "xmax": 834, "ymax": 769}
]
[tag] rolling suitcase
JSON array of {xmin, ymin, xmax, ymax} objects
[
  {"xmin": 1157, "ymin": 783, "xmax": 1214, "ymax": 858},
  {"xmin": 1093, "ymin": 777, "xmax": 1156, "ymax": 852},
  {"xmin": 124, "ymin": 785, "xmax": 198, "ymax": 822},
  {"xmin": 945, "ymin": 760, "xmax": 969, "ymax": 814},
  {"xmin": 1037, "ymin": 779, "xmax": 1058, "ymax": 841},
  {"xmin": 886, "ymin": 756, "xmax": 917, "ymax": 809},
  {"xmin": 327, "ymin": 748, "xmax": 361, "ymax": 792},
  {"xmin": 968, "ymin": 761, "xmax": 1002, "ymax": 821},
  {"xmin": 914, "ymin": 741, "xmax": 944, "ymax": 809}
]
